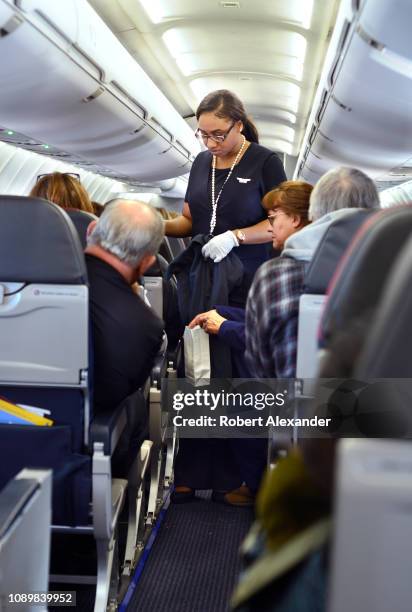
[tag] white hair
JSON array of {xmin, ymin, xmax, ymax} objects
[
  {"xmin": 309, "ymin": 167, "xmax": 380, "ymax": 221},
  {"xmin": 87, "ymin": 198, "xmax": 164, "ymax": 267}
]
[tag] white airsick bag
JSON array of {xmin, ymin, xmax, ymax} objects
[{"xmin": 184, "ymin": 325, "xmax": 211, "ymax": 386}]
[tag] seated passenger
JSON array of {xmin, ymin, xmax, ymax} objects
[
  {"xmin": 85, "ymin": 199, "xmax": 165, "ymax": 476},
  {"xmin": 29, "ymin": 171, "xmax": 95, "ymax": 214},
  {"xmin": 231, "ymin": 323, "xmax": 367, "ymax": 611},
  {"xmin": 245, "ymin": 167, "xmax": 381, "ymax": 379},
  {"xmin": 231, "ymin": 444, "xmax": 333, "ymax": 612},
  {"xmin": 92, "ymin": 201, "xmax": 105, "ymax": 217}
]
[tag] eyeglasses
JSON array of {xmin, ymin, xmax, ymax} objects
[
  {"xmin": 36, "ymin": 172, "xmax": 80, "ymax": 183},
  {"xmin": 195, "ymin": 122, "xmax": 235, "ymax": 144},
  {"xmin": 267, "ymin": 210, "xmax": 287, "ymax": 226}
]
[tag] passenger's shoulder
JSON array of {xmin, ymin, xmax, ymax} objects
[
  {"xmin": 255, "ymin": 255, "xmax": 300, "ymax": 278},
  {"xmin": 135, "ymin": 296, "xmax": 164, "ymax": 330}
]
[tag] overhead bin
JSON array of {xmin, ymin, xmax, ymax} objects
[
  {"xmin": 295, "ymin": 0, "xmax": 412, "ymax": 183},
  {"xmin": 0, "ymin": 0, "xmax": 199, "ymax": 182}
]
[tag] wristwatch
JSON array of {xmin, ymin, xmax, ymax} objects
[{"xmin": 236, "ymin": 230, "xmax": 246, "ymax": 244}]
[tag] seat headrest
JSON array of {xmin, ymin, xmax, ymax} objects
[
  {"xmin": 0, "ymin": 196, "xmax": 87, "ymax": 284},
  {"xmin": 65, "ymin": 209, "xmax": 97, "ymax": 249},
  {"xmin": 304, "ymin": 210, "xmax": 374, "ymax": 294},
  {"xmin": 355, "ymin": 232, "xmax": 412, "ymax": 378},
  {"xmin": 146, "ymin": 253, "xmax": 169, "ymax": 277},
  {"xmin": 321, "ymin": 205, "xmax": 412, "ymax": 346},
  {"xmin": 159, "ymin": 238, "xmax": 174, "ymax": 263},
  {"xmin": 167, "ymin": 237, "xmax": 186, "ymax": 258}
]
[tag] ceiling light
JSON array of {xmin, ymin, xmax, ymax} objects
[
  {"xmin": 295, "ymin": 62, "xmax": 304, "ymax": 81},
  {"xmin": 163, "ymin": 30, "xmax": 196, "ymax": 76},
  {"xmin": 302, "ymin": 0, "xmax": 314, "ymax": 29},
  {"xmin": 162, "ymin": 30, "xmax": 186, "ymax": 57},
  {"xmin": 138, "ymin": 0, "xmax": 164, "ymax": 24},
  {"xmin": 219, "ymin": 1, "xmax": 240, "ymax": 7},
  {"xmin": 293, "ymin": 34, "xmax": 307, "ymax": 64},
  {"xmin": 174, "ymin": 55, "xmax": 197, "ymax": 77},
  {"xmin": 189, "ymin": 80, "xmax": 210, "ymax": 103}
]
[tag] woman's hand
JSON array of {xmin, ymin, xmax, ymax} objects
[
  {"xmin": 188, "ymin": 309, "xmax": 227, "ymax": 335},
  {"xmin": 201, "ymin": 230, "xmax": 238, "ymax": 262}
]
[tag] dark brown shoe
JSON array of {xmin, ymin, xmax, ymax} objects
[
  {"xmin": 171, "ymin": 486, "xmax": 196, "ymax": 503},
  {"xmin": 224, "ymin": 485, "xmax": 255, "ymax": 507}
]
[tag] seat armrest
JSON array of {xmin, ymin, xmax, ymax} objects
[
  {"xmin": 90, "ymin": 404, "xmax": 127, "ymax": 455},
  {"xmin": 151, "ymin": 334, "xmax": 168, "ymax": 389},
  {"xmin": 167, "ymin": 338, "xmax": 182, "ymax": 370}
]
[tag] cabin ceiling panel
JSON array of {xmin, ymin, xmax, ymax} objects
[
  {"xmin": 90, "ymin": 0, "xmax": 340, "ymax": 157},
  {"xmin": 190, "ymin": 76, "xmax": 301, "ymax": 113},
  {"xmin": 256, "ymin": 123, "xmax": 296, "ymax": 145},
  {"xmin": 251, "ymin": 109, "xmax": 297, "ymax": 126},
  {"xmin": 162, "ymin": 27, "xmax": 307, "ymax": 63},
  {"xmin": 160, "ymin": 51, "xmax": 305, "ymax": 83},
  {"xmin": 161, "ymin": 26, "xmax": 306, "ymax": 81},
  {"xmin": 136, "ymin": 0, "xmax": 315, "ymax": 30}
]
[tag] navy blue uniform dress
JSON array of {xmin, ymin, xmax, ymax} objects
[
  {"xmin": 175, "ymin": 142, "xmax": 286, "ymax": 492},
  {"xmin": 187, "ymin": 142, "xmax": 287, "ymax": 305}
]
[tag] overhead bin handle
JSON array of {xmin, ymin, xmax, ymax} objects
[
  {"xmin": 175, "ymin": 140, "xmax": 190, "ymax": 159},
  {"xmin": 308, "ymin": 125, "xmax": 317, "ymax": 146},
  {"xmin": 327, "ymin": 20, "xmax": 352, "ymax": 88},
  {"xmin": 33, "ymin": 9, "xmax": 105, "ymax": 80},
  {"xmin": 110, "ymin": 81, "xmax": 147, "ymax": 119},
  {"xmin": 150, "ymin": 118, "xmax": 173, "ymax": 142},
  {"xmin": 70, "ymin": 42, "xmax": 105, "ymax": 81}
]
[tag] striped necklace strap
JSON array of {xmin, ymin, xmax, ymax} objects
[{"xmin": 210, "ymin": 135, "xmax": 247, "ymax": 235}]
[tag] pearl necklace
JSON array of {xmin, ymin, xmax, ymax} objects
[{"xmin": 210, "ymin": 135, "xmax": 246, "ymax": 235}]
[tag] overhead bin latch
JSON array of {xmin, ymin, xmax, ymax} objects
[
  {"xmin": 82, "ymin": 86, "xmax": 105, "ymax": 103},
  {"xmin": 0, "ymin": 14, "xmax": 23, "ymax": 38},
  {"xmin": 356, "ymin": 25, "xmax": 385, "ymax": 52},
  {"xmin": 331, "ymin": 94, "xmax": 352, "ymax": 112}
]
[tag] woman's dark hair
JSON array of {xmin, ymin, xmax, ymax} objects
[
  {"xmin": 196, "ymin": 89, "xmax": 259, "ymax": 143},
  {"xmin": 262, "ymin": 180, "xmax": 313, "ymax": 228},
  {"xmin": 30, "ymin": 172, "xmax": 94, "ymax": 214}
]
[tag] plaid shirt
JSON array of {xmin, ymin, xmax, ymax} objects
[{"xmin": 245, "ymin": 257, "xmax": 307, "ymax": 378}]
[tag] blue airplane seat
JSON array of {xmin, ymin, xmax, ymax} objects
[
  {"xmin": 296, "ymin": 209, "xmax": 374, "ymax": 379},
  {"xmin": 0, "ymin": 195, "xmax": 93, "ymax": 525},
  {"xmin": 320, "ymin": 205, "xmax": 412, "ymax": 350},
  {"xmin": 0, "ymin": 195, "xmax": 134, "ymax": 610},
  {"xmin": 65, "ymin": 208, "xmax": 97, "ymax": 249}
]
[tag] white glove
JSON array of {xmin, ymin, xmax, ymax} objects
[{"xmin": 201, "ymin": 231, "xmax": 239, "ymax": 263}]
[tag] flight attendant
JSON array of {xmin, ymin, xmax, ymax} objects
[
  {"xmin": 165, "ymin": 89, "xmax": 287, "ymax": 503},
  {"xmin": 165, "ymin": 88, "xmax": 286, "ymax": 305}
]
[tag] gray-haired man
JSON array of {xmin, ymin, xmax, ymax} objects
[
  {"xmin": 85, "ymin": 199, "xmax": 165, "ymax": 475},
  {"xmin": 246, "ymin": 167, "xmax": 380, "ymax": 379}
]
